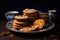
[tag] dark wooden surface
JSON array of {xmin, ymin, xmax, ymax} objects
[{"xmin": 0, "ymin": 20, "xmax": 60, "ymax": 40}]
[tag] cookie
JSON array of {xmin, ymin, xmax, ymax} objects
[
  {"xmin": 21, "ymin": 27, "xmax": 32, "ymax": 32},
  {"xmin": 23, "ymin": 8, "xmax": 38, "ymax": 14},
  {"xmin": 33, "ymin": 19, "xmax": 45, "ymax": 29},
  {"xmin": 13, "ymin": 25, "xmax": 23, "ymax": 28},
  {"xmin": 13, "ymin": 20, "xmax": 27, "ymax": 25},
  {"xmin": 31, "ymin": 25, "xmax": 39, "ymax": 31},
  {"xmin": 15, "ymin": 16, "xmax": 28, "ymax": 20}
]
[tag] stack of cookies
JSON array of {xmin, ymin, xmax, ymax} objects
[
  {"xmin": 39, "ymin": 12, "xmax": 49, "ymax": 26},
  {"xmin": 12, "ymin": 8, "xmax": 47, "ymax": 32},
  {"xmin": 23, "ymin": 8, "xmax": 39, "ymax": 21},
  {"xmin": 13, "ymin": 16, "xmax": 28, "ymax": 28}
]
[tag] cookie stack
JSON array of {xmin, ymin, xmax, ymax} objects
[
  {"xmin": 12, "ymin": 8, "xmax": 46, "ymax": 32},
  {"xmin": 23, "ymin": 8, "xmax": 39, "ymax": 21},
  {"xmin": 39, "ymin": 12, "xmax": 49, "ymax": 26},
  {"xmin": 13, "ymin": 16, "xmax": 28, "ymax": 28}
]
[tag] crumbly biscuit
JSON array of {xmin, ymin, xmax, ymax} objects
[
  {"xmin": 13, "ymin": 25, "xmax": 23, "ymax": 28},
  {"xmin": 33, "ymin": 19, "xmax": 45, "ymax": 29},
  {"xmin": 13, "ymin": 20, "xmax": 27, "ymax": 25},
  {"xmin": 21, "ymin": 27, "xmax": 32, "ymax": 32},
  {"xmin": 15, "ymin": 16, "xmax": 28, "ymax": 20},
  {"xmin": 24, "ymin": 13, "xmax": 38, "ymax": 15},
  {"xmin": 31, "ymin": 25, "xmax": 39, "ymax": 30},
  {"xmin": 23, "ymin": 8, "xmax": 38, "ymax": 14}
]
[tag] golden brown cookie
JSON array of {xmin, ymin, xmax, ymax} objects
[
  {"xmin": 13, "ymin": 20, "xmax": 27, "ymax": 25},
  {"xmin": 13, "ymin": 23, "xmax": 22, "ymax": 27},
  {"xmin": 21, "ymin": 27, "xmax": 32, "ymax": 32},
  {"xmin": 23, "ymin": 8, "xmax": 38, "ymax": 14},
  {"xmin": 24, "ymin": 13, "xmax": 38, "ymax": 15},
  {"xmin": 13, "ymin": 25, "xmax": 23, "ymax": 28},
  {"xmin": 33, "ymin": 19, "xmax": 45, "ymax": 29},
  {"xmin": 15, "ymin": 16, "xmax": 28, "ymax": 20},
  {"xmin": 23, "ymin": 9, "xmax": 39, "ymax": 17},
  {"xmin": 31, "ymin": 25, "xmax": 39, "ymax": 30}
]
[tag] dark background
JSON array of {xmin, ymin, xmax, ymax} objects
[{"xmin": 0, "ymin": 0, "xmax": 60, "ymax": 24}]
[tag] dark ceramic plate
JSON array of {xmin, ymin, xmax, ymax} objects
[{"xmin": 6, "ymin": 21, "xmax": 55, "ymax": 33}]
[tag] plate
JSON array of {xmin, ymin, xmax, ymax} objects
[{"xmin": 6, "ymin": 21, "xmax": 55, "ymax": 33}]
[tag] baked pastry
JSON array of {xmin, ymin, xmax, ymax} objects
[
  {"xmin": 23, "ymin": 9, "xmax": 39, "ymax": 16},
  {"xmin": 12, "ymin": 8, "xmax": 47, "ymax": 32},
  {"xmin": 33, "ymin": 19, "xmax": 45, "ymax": 29},
  {"xmin": 13, "ymin": 15, "xmax": 29, "ymax": 28},
  {"xmin": 23, "ymin": 8, "xmax": 38, "ymax": 14},
  {"xmin": 21, "ymin": 27, "xmax": 32, "ymax": 32},
  {"xmin": 13, "ymin": 22, "xmax": 26, "ymax": 26},
  {"xmin": 15, "ymin": 16, "xmax": 28, "ymax": 21},
  {"xmin": 13, "ymin": 20, "xmax": 27, "ymax": 25},
  {"xmin": 23, "ymin": 8, "xmax": 39, "ymax": 21},
  {"xmin": 13, "ymin": 21, "xmax": 25, "ymax": 28},
  {"xmin": 31, "ymin": 25, "xmax": 39, "ymax": 30},
  {"xmin": 13, "ymin": 25, "xmax": 23, "ymax": 28}
]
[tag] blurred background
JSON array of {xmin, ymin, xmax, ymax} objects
[{"xmin": 0, "ymin": 0, "xmax": 60, "ymax": 24}]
